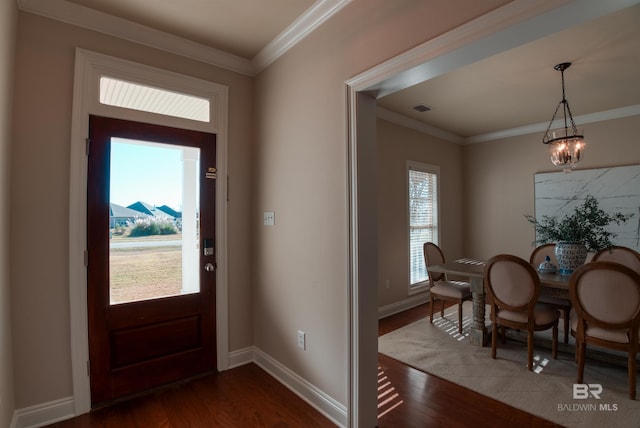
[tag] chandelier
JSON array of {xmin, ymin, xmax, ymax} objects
[{"xmin": 542, "ymin": 62, "xmax": 584, "ymax": 171}]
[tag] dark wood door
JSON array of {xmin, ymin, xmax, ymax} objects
[{"xmin": 87, "ymin": 115, "xmax": 217, "ymax": 406}]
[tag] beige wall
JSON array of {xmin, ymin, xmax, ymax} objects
[
  {"xmin": 8, "ymin": 0, "xmax": 525, "ymax": 420},
  {"xmin": 7, "ymin": 0, "xmax": 638, "ymax": 423},
  {"xmin": 463, "ymin": 115, "xmax": 640, "ymax": 262},
  {"xmin": 14, "ymin": 0, "xmax": 633, "ymax": 423},
  {"xmin": 377, "ymin": 119, "xmax": 464, "ymax": 308},
  {"xmin": 11, "ymin": 12, "xmax": 253, "ymax": 408},
  {"xmin": 376, "ymin": 115, "xmax": 640, "ymax": 306},
  {"xmin": 0, "ymin": 1, "xmax": 17, "ymax": 426},
  {"xmin": 252, "ymin": 0, "xmax": 511, "ymax": 408}
]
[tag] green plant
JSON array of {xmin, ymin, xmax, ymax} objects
[
  {"xmin": 525, "ymin": 195, "xmax": 633, "ymax": 253},
  {"xmin": 128, "ymin": 217, "xmax": 178, "ymax": 237},
  {"xmin": 157, "ymin": 219, "xmax": 179, "ymax": 235},
  {"xmin": 112, "ymin": 225, "xmax": 127, "ymax": 236}
]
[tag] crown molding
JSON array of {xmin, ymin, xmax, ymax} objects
[
  {"xmin": 17, "ymin": 0, "xmax": 350, "ymax": 77},
  {"xmin": 378, "ymin": 104, "xmax": 640, "ymax": 146},
  {"xmin": 465, "ymin": 104, "xmax": 640, "ymax": 144},
  {"xmin": 376, "ymin": 106, "xmax": 463, "ymax": 144},
  {"xmin": 252, "ymin": 0, "xmax": 351, "ymax": 73},
  {"xmin": 17, "ymin": 0, "xmax": 254, "ymax": 75}
]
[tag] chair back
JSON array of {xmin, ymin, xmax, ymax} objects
[
  {"xmin": 529, "ymin": 243, "xmax": 558, "ymax": 267},
  {"xmin": 423, "ymin": 242, "xmax": 445, "ymax": 284},
  {"xmin": 484, "ymin": 254, "xmax": 540, "ymax": 313},
  {"xmin": 592, "ymin": 246, "xmax": 640, "ymax": 275},
  {"xmin": 570, "ymin": 261, "xmax": 640, "ymax": 332}
]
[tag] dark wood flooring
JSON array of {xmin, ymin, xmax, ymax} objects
[
  {"xmin": 45, "ymin": 362, "xmax": 335, "ymax": 428},
  {"xmin": 377, "ymin": 303, "xmax": 562, "ymax": 428},
  {"xmin": 46, "ymin": 302, "xmax": 561, "ymax": 427}
]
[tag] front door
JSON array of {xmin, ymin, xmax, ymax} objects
[{"xmin": 87, "ymin": 115, "xmax": 217, "ymax": 406}]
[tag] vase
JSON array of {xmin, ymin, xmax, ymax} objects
[{"xmin": 554, "ymin": 242, "xmax": 587, "ymax": 275}]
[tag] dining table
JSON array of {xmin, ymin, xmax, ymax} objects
[{"xmin": 426, "ymin": 258, "xmax": 570, "ymax": 346}]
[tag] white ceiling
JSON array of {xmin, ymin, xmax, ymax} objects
[
  {"xmin": 19, "ymin": 0, "xmax": 640, "ymax": 143},
  {"xmin": 376, "ymin": 3, "xmax": 640, "ymax": 142},
  {"xmin": 64, "ymin": 0, "xmax": 317, "ymax": 59}
]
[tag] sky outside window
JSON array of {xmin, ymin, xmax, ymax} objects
[{"xmin": 110, "ymin": 138, "xmax": 184, "ymax": 210}]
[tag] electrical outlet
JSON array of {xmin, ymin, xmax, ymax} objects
[
  {"xmin": 264, "ymin": 211, "xmax": 275, "ymax": 226},
  {"xmin": 297, "ymin": 330, "xmax": 306, "ymax": 350}
]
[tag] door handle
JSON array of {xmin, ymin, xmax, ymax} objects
[{"xmin": 204, "ymin": 262, "xmax": 216, "ymax": 272}]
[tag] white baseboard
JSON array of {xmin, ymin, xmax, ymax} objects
[
  {"xmin": 253, "ymin": 347, "xmax": 347, "ymax": 428},
  {"xmin": 12, "ymin": 396, "xmax": 74, "ymax": 428},
  {"xmin": 378, "ymin": 292, "xmax": 429, "ymax": 319},
  {"xmin": 11, "ymin": 348, "xmax": 347, "ymax": 428},
  {"xmin": 228, "ymin": 346, "xmax": 254, "ymax": 368}
]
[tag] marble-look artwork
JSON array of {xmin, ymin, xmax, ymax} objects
[{"xmin": 534, "ymin": 165, "xmax": 640, "ymax": 252}]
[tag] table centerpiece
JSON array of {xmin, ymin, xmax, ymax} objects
[{"xmin": 525, "ymin": 195, "xmax": 633, "ymax": 274}]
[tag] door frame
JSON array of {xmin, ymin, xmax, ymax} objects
[
  {"xmin": 69, "ymin": 49, "xmax": 229, "ymax": 415},
  {"xmin": 345, "ymin": 1, "xmax": 633, "ymax": 425}
]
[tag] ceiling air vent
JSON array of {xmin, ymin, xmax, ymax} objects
[{"xmin": 412, "ymin": 104, "xmax": 431, "ymax": 113}]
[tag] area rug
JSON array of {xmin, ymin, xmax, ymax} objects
[{"xmin": 378, "ymin": 301, "xmax": 640, "ymax": 428}]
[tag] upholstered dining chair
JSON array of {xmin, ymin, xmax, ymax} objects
[
  {"xmin": 592, "ymin": 245, "xmax": 640, "ymax": 274},
  {"xmin": 423, "ymin": 242, "xmax": 472, "ymax": 334},
  {"xmin": 569, "ymin": 261, "xmax": 640, "ymax": 400},
  {"xmin": 529, "ymin": 244, "xmax": 571, "ymax": 344},
  {"xmin": 484, "ymin": 254, "xmax": 560, "ymax": 371}
]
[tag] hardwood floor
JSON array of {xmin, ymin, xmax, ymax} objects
[
  {"xmin": 45, "ymin": 363, "xmax": 335, "ymax": 428},
  {"xmin": 377, "ymin": 303, "xmax": 562, "ymax": 428},
  {"xmin": 46, "ymin": 302, "xmax": 562, "ymax": 427}
]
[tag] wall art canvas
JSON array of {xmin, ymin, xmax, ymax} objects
[{"xmin": 534, "ymin": 165, "xmax": 640, "ymax": 252}]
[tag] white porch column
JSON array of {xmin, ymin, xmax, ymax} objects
[{"xmin": 181, "ymin": 147, "xmax": 199, "ymax": 294}]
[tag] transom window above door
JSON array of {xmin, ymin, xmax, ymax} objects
[{"xmin": 100, "ymin": 76, "xmax": 210, "ymax": 122}]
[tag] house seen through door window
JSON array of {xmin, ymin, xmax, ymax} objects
[{"xmin": 408, "ymin": 161, "xmax": 439, "ymax": 287}]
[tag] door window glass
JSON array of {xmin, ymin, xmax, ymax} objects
[{"xmin": 109, "ymin": 138, "xmax": 200, "ymax": 304}]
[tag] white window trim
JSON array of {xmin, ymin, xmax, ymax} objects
[
  {"xmin": 69, "ymin": 48, "xmax": 229, "ymax": 415},
  {"xmin": 406, "ymin": 160, "xmax": 440, "ymax": 295}
]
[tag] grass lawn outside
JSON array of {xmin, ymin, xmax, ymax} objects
[{"xmin": 110, "ymin": 233, "xmax": 184, "ymax": 304}]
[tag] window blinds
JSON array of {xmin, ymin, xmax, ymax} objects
[{"xmin": 408, "ymin": 168, "xmax": 438, "ymax": 285}]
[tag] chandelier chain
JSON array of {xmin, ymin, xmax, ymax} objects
[
  {"xmin": 560, "ymin": 65, "xmax": 580, "ymax": 135},
  {"xmin": 542, "ymin": 100, "xmax": 563, "ymax": 143},
  {"xmin": 542, "ymin": 62, "xmax": 582, "ymax": 144},
  {"xmin": 541, "ymin": 62, "xmax": 585, "ymax": 171}
]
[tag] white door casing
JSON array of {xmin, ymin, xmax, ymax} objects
[{"xmin": 69, "ymin": 48, "xmax": 229, "ymax": 415}]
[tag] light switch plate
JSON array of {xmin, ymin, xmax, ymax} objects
[{"xmin": 264, "ymin": 211, "xmax": 275, "ymax": 226}]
